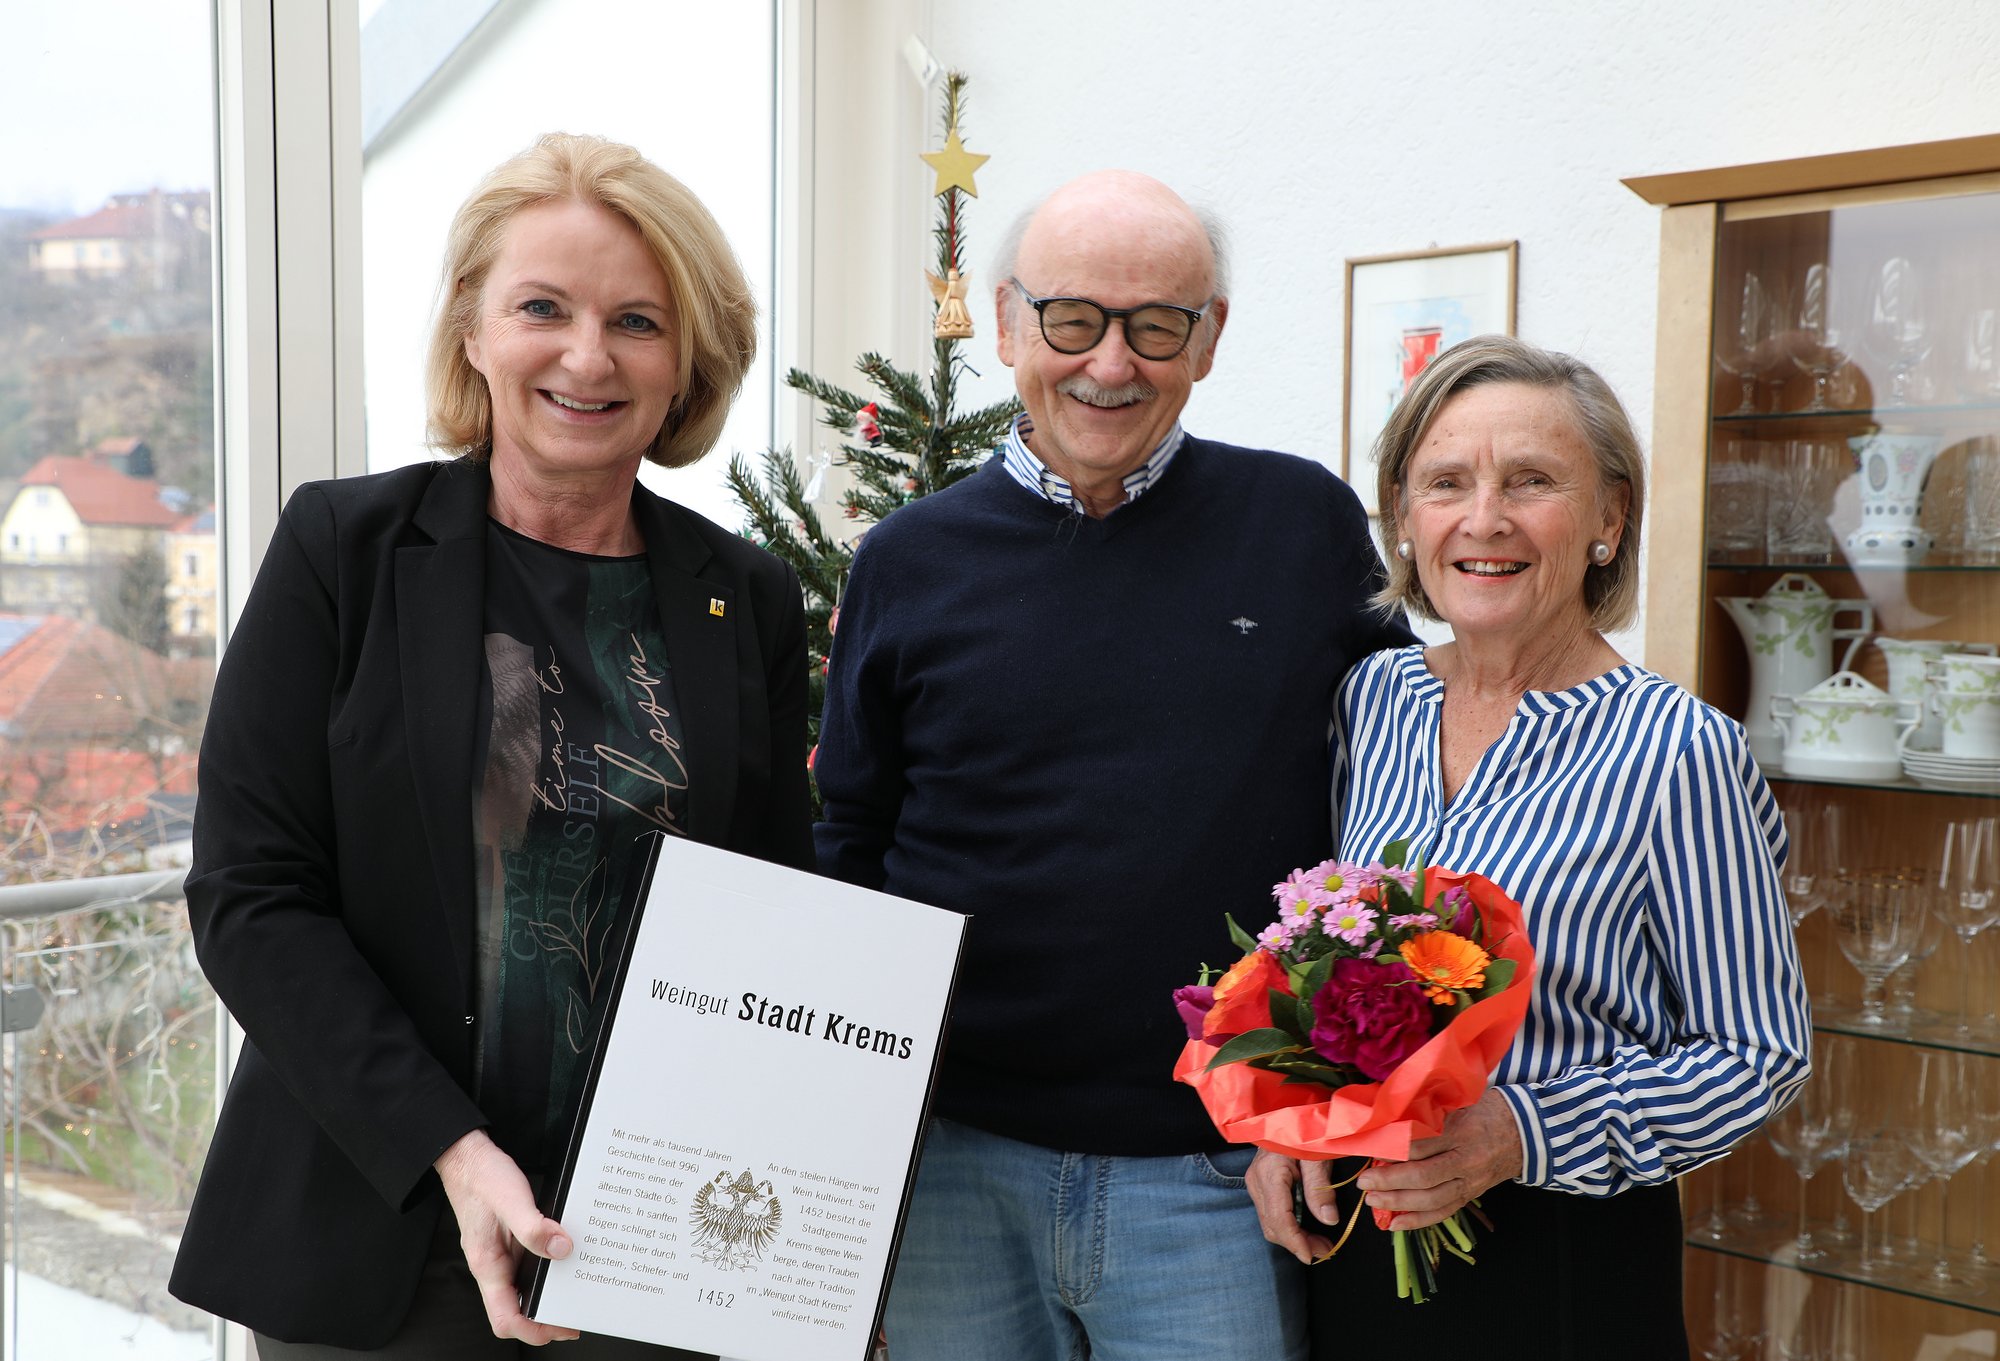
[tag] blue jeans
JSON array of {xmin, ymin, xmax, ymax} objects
[{"xmin": 884, "ymin": 1119, "xmax": 1306, "ymax": 1361}]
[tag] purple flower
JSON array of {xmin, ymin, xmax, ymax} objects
[
  {"xmin": 1308, "ymin": 957, "xmax": 1434, "ymax": 1080},
  {"xmin": 1172, "ymin": 985, "xmax": 1216, "ymax": 1041},
  {"xmin": 1435, "ymin": 886, "xmax": 1476, "ymax": 934}
]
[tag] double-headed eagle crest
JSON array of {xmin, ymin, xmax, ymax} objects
[{"xmin": 690, "ymin": 1169, "xmax": 783, "ymax": 1271}]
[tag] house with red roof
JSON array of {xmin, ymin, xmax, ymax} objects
[
  {"xmin": 28, "ymin": 189, "xmax": 211, "ymax": 290},
  {"xmin": 0, "ymin": 452, "xmax": 184, "ymax": 619},
  {"xmin": 0, "ymin": 613, "xmax": 207, "ymax": 862}
]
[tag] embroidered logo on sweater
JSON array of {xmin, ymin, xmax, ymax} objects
[{"xmin": 1230, "ymin": 617, "xmax": 1259, "ymax": 634}]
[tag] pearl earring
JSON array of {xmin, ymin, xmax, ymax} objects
[
  {"xmin": 1590, "ymin": 540, "xmax": 1613, "ymax": 566},
  {"xmin": 1396, "ymin": 539, "xmax": 1414, "ymax": 561}
]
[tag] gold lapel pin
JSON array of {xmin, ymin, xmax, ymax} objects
[{"xmin": 709, "ymin": 598, "xmax": 727, "ymax": 617}]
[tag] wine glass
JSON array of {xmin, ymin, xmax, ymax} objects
[
  {"xmin": 1700, "ymin": 1255, "xmax": 1765, "ymax": 1361},
  {"xmin": 1936, "ymin": 816, "xmax": 2000, "ymax": 1039},
  {"xmin": 1911, "ymin": 1049, "xmax": 1987, "ymax": 1284},
  {"xmin": 1781, "ymin": 793, "xmax": 1841, "ymax": 926},
  {"xmin": 1776, "ymin": 1281, "xmax": 1831, "ymax": 1361},
  {"xmin": 1961, "ymin": 305, "xmax": 2000, "ymax": 402},
  {"xmin": 1841, "ymin": 1131, "xmax": 1921, "ymax": 1276},
  {"xmin": 1794, "ymin": 263, "xmax": 1851, "ymax": 413},
  {"xmin": 1766, "ymin": 1036, "xmax": 1855, "ymax": 1262},
  {"xmin": 1964, "ymin": 1061, "xmax": 2000, "ymax": 1273},
  {"xmin": 1884, "ymin": 887, "xmax": 1945, "ymax": 1024},
  {"xmin": 1869, "ymin": 255, "xmax": 1935, "ymax": 405},
  {"xmin": 1830, "ymin": 871, "xmax": 1925, "ymax": 1026},
  {"xmin": 1716, "ymin": 270, "xmax": 1771, "ymax": 416}
]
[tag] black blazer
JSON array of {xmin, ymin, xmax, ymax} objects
[{"xmin": 168, "ymin": 459, "xmax": 813, "ymax": 1347}]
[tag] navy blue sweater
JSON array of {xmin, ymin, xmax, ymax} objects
[{"xmin": 815, "ymin": 438, "xmax": 1415, "ymax": 1154}]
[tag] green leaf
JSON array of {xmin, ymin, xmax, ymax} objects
[
  {"xmin": 1298, "ymin": 953, "xmax": 1334, "ymax": 994},
  {"xmin": 1286, "ymin": 989, "xmax": 1316, "ymax": 1040},
  {"xmin": 1225, "ymin": 913, "xmax": 1259, "ymax": 956},
  {"xmin": 1478, "ymin": 957, "xmax": 1518, "ymax": 999},
  {"xmin": 1203, "ymin": 1028, "xmax": 1304, "ymax": 1070},
  {"xmin": 1381, "ymin": 837, "xmax": 1411, "ymax": 869},
  {"xmin": 1264, "ymin": 1055, "xmax": 1346, "ymax": 1087}
]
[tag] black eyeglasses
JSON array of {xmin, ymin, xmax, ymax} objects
[{"xmin": 1010, "ymin": 279, "xmax": 1213, "ymax": 361}]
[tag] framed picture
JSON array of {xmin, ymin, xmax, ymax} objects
[{"xmin": 1342, "ymin": 242, "xmax": 1518, "ymax": 513}]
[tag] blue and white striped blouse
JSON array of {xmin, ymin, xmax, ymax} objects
[{"xmin": 1333, "ymin": 646, "xmax": 1811, "ymax": 1198}]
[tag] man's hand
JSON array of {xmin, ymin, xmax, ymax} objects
[
  {"xmin": 1246, "ymin": 1149, "xmax": 1337, "ymax": 1264},
  {"xmin": 434, "ymin": 1129, "xmax": 581, "ymax": 1345},
  {"xmin": 1353, "ymin": 1090, "xmax": 1523, "ymax": 1230}
]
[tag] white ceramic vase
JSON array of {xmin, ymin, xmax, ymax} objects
[{"xmin": 1846, "ymin": 431, "xmax": 1945, "ymax": 565}]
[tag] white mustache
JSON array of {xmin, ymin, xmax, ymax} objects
[{"xmin": 1058, "ymin": 376, "xmax": 1155, "ymax": 408}]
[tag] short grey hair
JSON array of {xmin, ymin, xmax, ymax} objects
[
  {"xmin": 991, "ymin": 195, "xmax": 1232, "ymax": 321},
  {"xmin": 1371, "ymin": 334, "xmax": 1646, "ymax": 632}
]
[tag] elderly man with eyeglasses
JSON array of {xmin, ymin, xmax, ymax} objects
[{"xmin": 814, "ymin": 170, "xmax": 1413, "ymax": 1360}]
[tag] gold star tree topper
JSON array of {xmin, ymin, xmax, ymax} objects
[{"xmin": 921, "ymin": 127, "xmax": 989, "ymax": 198}]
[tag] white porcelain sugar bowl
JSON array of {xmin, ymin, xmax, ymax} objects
[{"xmin": 1771, "ymin": 671, "xmax": 1920, "ymax": 781}]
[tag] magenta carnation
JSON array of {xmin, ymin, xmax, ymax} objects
[{"xmin": 1308, "ymin": 957, "xmax": 1434, "ymax": 1080}]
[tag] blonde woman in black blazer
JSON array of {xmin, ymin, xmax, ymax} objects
[{"xmin": 169, "ymin": 135, "xmax": 811, "ymax": 1359}]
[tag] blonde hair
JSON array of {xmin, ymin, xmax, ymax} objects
[
  {"xmin": 426, "ymin": 132, "xmax": 756, "ymax": 468},
  {"xmin": 1372, "ymin": 334, "xmax": 1645, "ymax": 631}
]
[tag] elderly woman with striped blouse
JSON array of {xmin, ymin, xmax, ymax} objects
[{"xmin": 1247, "ymin": 335, "xmax": 1808, "ymax": 1359}]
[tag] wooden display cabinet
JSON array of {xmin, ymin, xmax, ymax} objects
[{"xmin": 1627, "ymin": 134, "xmax": 2000, "ymax": 1359}]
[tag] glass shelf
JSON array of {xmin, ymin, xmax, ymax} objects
[
  {"xmin": 1767, "ymin": 774, "xmax": 2000, "ymax": 801},
  {"xmin": 1813, "ymin": 1006, "xmax": 2000, "ymax": 1059},
  {"xmin": 1704, "ymin": 561, "xmax": 2000, "ymax": 574},
  {"xmin": 1713, "ymin": 398, "xmax": 2000, "ymax": 430},
  {"xmin": 1687, "ymin": 1231, "xmax": 2000, "ymax": 1318}
]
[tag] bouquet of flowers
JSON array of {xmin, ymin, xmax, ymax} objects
[{"xmin": 1172, "ymin": 840, "xmax": 1534, "ymax": 1302}]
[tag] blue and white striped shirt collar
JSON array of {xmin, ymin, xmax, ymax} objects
[{"xmin": 997, "ymin": 411, "xmax": 1185, "ymax": 512}]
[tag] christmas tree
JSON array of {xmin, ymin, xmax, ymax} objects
[{"xmin": 728, "ymin": 70, "xmax": 1022, "ymax": 780}]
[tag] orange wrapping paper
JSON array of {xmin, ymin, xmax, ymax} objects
[{"xmin": 1174, "ymin": 868, "xmax": 1535, "ymax": 1163}]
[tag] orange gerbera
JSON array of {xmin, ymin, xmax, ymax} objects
[{"xmin": 1399, "ymin": 931, "xmax": 1491, "ymax": 1005}]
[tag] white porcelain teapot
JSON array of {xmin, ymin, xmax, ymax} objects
[
  {"xmin": 1718, "ymin": 573, "xmax": 1873, "ymax": 767},
  {"xmin": 1772, "ymin": 671, "xmax": 1919, "ymax": 781}
]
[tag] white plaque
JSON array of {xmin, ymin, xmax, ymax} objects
[{"xmin": 521, "ymin": 836, "xmax": 966, "ymax": 1360}]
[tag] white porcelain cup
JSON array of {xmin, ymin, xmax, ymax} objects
[
  {"xmin": 1926, "ymin": 651, "xmax": 2000, "ymax": 697},
  {"xmin": 1931, "ymin": 689, "xmax": 2000, "ymax": 759},
  {"xmin": 1879, "ymin": 639, "xmax": 1999, "ymax": 749}
]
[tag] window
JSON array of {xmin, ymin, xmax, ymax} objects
[
  {"xmin": 2, "ymin": 0, "xmax": 220, "ymax": 1356},
  {"xmin": 185, "ymin": 551, "xmax": 199, "ymax": 577},
  {"xmin": 360, "ymin": 0, "xmax": 775, "ymax": 532}
]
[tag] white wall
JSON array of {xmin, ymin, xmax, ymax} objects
[
  {"xmin": 360, "ymin": 0, "xmax": 773, "ymax": 531},
  {"xmin": 852, "ymin": 0, "xmax": 2000, "ymax": 661}
]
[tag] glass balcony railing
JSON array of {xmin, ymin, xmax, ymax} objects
[{"xmin": 0, "ymin": 870, "xmax": 220, "ymax": 1361}]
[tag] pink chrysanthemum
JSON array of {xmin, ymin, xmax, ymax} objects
[
  {"xmin": 1257, "ymin": 921, "xmax": 1294, "ymax": 953},
  {"xmin": 1322, "ymin": 903, "xmax": 1380, "ymax": 947},
  {"xmin": 1273, "ymin": 868, "xmax": 1335, "ymax": 911},
  {"xmin": 1380, "ymin": 866, "xmax": 1419, "ymax": 892},
  {"xmin": 1390, "ymin": 912, "xmax": 1440, "ymax": 931}
]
